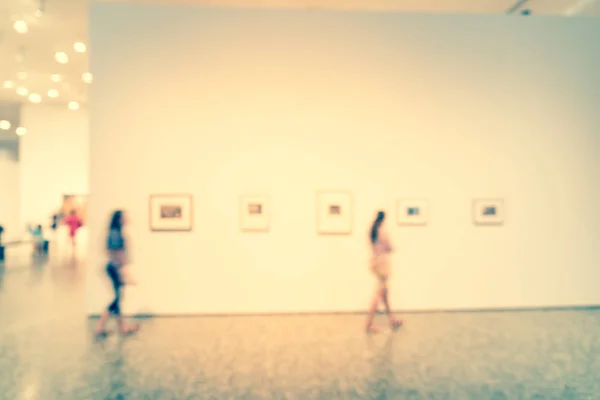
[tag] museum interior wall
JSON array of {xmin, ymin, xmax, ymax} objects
[
  {"xmin": 19, "ymin": 104, "xmax": 89, "ymax": 235},
  {"xmin": 0, "ymin": 141, "xmax": 20, "ymax": 237},
  {"xmin": 87, "ymin": 5, "xmax": 600, "ymax": 315}
]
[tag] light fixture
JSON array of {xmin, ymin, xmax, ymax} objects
[
  {"xmin": 3, "ymin": 81, "xmax": 16, "ymax": 89},
  {"xmin": 16, "ymin": 127, "xmax": 27, "ymax": 136},
  {"xmin": 28, "ymin": 93, "xmax": 42, "ymax": 103},
  {"xmin": 13, "ymin": 20, "xmax": 28, "ymax": 34},
  {"xmin": 51, "ymin": 74, "xmax": 62, "ymax": 83},
  {"xmin": 54, "ymin": 52, "xmax": 69, "ymax": 64},
  {"xmin": 74, "ymin": 42, "xmax": 87, "ymax": 53},
  {"xmin": 16, "ymin": 87, "xmax": 29, "ymax": 96},
  {"xmin": 82, "ymin": 72, "xmax": 93, "ymax": 84},
  {"xmin": 17, "ymin": 71, "xmax": 27, "ymax": 80},
  {"xmin": 47, "ymin": 89, "xmax": 59, "ymax": 98},
  {"xmin": 0, "ymin": 120, "xmax": 11, "ymax": 130},
  {"xmin": 68, "ymin": 101, "xmax": 80, "ymax": 111}
]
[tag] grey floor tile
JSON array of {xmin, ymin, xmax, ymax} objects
[{"xmin": 1, "ymin": 260, "xmax": 599, "ymax": 399}]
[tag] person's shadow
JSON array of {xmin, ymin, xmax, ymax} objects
[
  {"xmin": 93, "ymin": 335, "xmax": 130, "ymax": 399},
  {"xmin": 364, "ymin": 332, "xmax": 401, "ymax": 399}
]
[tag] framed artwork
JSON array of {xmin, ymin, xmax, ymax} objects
[
  {"xmin": 62, "ymin": 194, "xmax": 88, "ymax": 225},
  {"xmin": 316, "ymin": 191, "xmax": 353, "ymax": 235},
  {"xmin": 240, "ymin": 195, "xmax": 269, "ymax": 232},
  {"xmin": 149, "ymin": 194, "xmax": 193, "ymax": 232},
  {"xmin": 473, "ymin": 199, "xmax": 504, "ymax": 225},
  {"xmin": 397, "ymin": 199, "xmax": 428, "ymax": 226}
]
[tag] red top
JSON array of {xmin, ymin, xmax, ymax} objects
[{"xmin": 64, "ymin": 214, "xmax": 82, "ymax": 236}]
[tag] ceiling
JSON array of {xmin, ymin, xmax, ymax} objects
[{"xmin": 0, "ymin": 0, "xmax": 598, "ymax": 110}]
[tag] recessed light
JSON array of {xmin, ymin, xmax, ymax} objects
[
  {"xmin": 16, "ymin": 127, "xmax": 27, "ymax": 136},
  {"xmin": 82, "ymin": 72, "xmax": 93, "ymax": 84},
  {"xmin": 74, "ymin": 42, "xmax": 87, "ymax": 53},
  {"xmin": 54, "ymin": 52, "xmax": 69, "ymax": 64},
  {"xmin": 3, "ymin": 81, "xmax": 16, "ymax": 89},
  {"xmin": 47, "ymin": 89, "xmax": 59, "ymax": 98},
  {"xmin": 17, "ymin": 72, "xmax": 27, "ymax": 80},
  {"xmin": 0, "ymin": 120, "xmax": 11, "ymax": 130},
  {"xmin": 13, "ymin": 20, "xmax": 28, "ymax": 34},
  {"xmin": 28, "ymin": 93, "xmax": 42, "ymax": 103},
  {"xmin": 16, "ymin": 87, "xmax": 29, "ymax": 96},
  {"xmin": 68, "ymin": 101, "xmax": 80, "ymax": 111},
  {"xmin": 51, "ymin": 74, "xmax": 62, "ymax": 83}
]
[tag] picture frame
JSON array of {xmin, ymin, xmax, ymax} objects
[
  {"xmin": 316, "ymin": 191, "xmax": 353, "ymax": 235},
  {"xmin": 239, "ymin": 195, "xmax": 270, "ymax": 232},
  {"xmin": 473, "ymin": 198, "xmax": 504, "ymax": 226},
  {"xmin": 149, "ymin": 194, "xmax": 193, "ymax": 232},
  {"xmin": 397, "ymin": 199, "xmax": 428, "ymax": 226}
]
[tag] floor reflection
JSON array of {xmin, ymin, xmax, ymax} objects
[{"xmin": 0, "ymin": 260, "xmax": 599, "ymax": 399}]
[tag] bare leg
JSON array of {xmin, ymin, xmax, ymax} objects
[
  {"xmin": 381, "ymin": 288, "xmax": 402, "ymax": 329},
  {"xmin": 115, "ymin": 291, "xmax": 139, "ymax": 334},
  {"xmin": 365, "ymin": 289, "xmax": 382, "ymax": 333},
  {"xmin": 95, "ymin": 310, "xmax": 111, "ymax": 334},
  {"xmin": 117, "ymin": 316, "xmax": 139, "ymax": 334}
]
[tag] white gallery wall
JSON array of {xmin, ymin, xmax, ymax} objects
[
  {"xmin": 88, "ymin": 5, "xmax": 600, "ymax": 315},
  {"xmin": 19, "ymin": 104, "xmax": 89, "ymax": 230},
  {"xmin": 0, "ymin": 141, "xmax": 20, "ymax": 237}
]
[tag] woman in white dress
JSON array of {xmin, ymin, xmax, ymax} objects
[{"xmin": 365, "ymin": 210, "xmax": 403, "ymax": 333}]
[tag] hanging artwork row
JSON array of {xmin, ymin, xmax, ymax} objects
[{"xmin": 147, "ymin": 193, "xmax": 505, "ymax": 232}]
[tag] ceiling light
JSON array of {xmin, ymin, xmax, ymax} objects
[
  {"xmin": 51, "ymin": 74, "xmax": 62, "ymax": 83},
  {"xmin": 47, "ymin": 89, "xmax": 59, "ymax": 98},
  {"xmin": 3, "ymin": 81, "xmax": 16, "ymax": 89},
  {"xmin": 28, "ymin": 93, "xmax": 42, "ymax": 103},
  {"xmin": 0, "ymin": 120, "xmax": 11, "ymax": 130},
  {"xmin": 74, "ymin": 42, "xmax": 87, "ymax": 53},
  {"xmin": 14, "ymin": 20, "xmax": 28, "ymax": 34},
  {"xmin": 16, "ymin": 87, "xmax": 29, "ymax": 96},
  {"xmin": 54, "ymin": 52, "xmax": 69, "ymax": 64},
  {"xmin": 17, "ymin": 72, "xmax": 27, "ymax": 80},
  {"xmin": 16, "ymin": 127, "xmax": 27, "ymax": 136},
  {"xmin": 82, "ymin": 72, "xmax": 93, "ymax": 84},
  {"xmin": 68, "ymin": 101, "xmax": 80, "ymax": 111}
]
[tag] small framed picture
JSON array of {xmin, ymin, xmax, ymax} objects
[
  {"xmin": 240, "ymin": 195, "xmax": 270, "ymax": 232},
  {"xmin": 149, "ymin": 194, "xmax": 193, "ymax": 231},
  {"xmin": 473, "ymin": 199, "xmax": 504, "ymax": 225},
  {"xmin": 397, "ymin": 199, "xmax": 428, "ymax": 226},
  {"xmin": 317, "ymin": 191, "xmax": 353, "ymax": 235}
]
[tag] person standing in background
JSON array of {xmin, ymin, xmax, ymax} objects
[
  {"xmin": 63, "ymin": 210, "xmax": 82, "ymax": 256},
  {"xmin": 365, "ymin": 210, "xmax": 403, "ymax": 333},
  {"xmin": 28, "ymin": 224, "xmax": 45, "ymax": 255},
  {"xmin": 50, "ymin": 213, "xmax": 58, "ymax": 233}
]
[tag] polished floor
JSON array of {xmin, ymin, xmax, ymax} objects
[{"xmin": 1, "ymin": 251, "xmax": 600, "ymax": 399}]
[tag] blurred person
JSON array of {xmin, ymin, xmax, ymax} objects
[
  {"xmin": 63, "ymin": 210, "xmax": 82, "ymax": 255},
  {"xmin": 95, "ymin": 210, "xmax": 139, "ymax": 336},
  {"xmin": 365, "ymin": 210, "xmax": 403, "ymax": 333},
  {"xmin": 28, "ymin": 224, "xmax": 45, "ymax": 255}
]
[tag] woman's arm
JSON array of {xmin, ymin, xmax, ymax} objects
[
  {"xmin": 120, "ymin": 265, "xmax": 136, "ymax": 285},
  {"xmin": 380, "ymin": 230, "xmax": 393, "ymax": 252},
  {"xmin": 108, "ymin": 249, "xmax": 126, "ymax": 265}
]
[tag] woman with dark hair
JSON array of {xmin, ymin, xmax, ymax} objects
[
  {"xmin": 95, "ymin": 210, "xmax": 138, "ymax": 336},
  {"xmin": 365, "ymin": 210, "xmax": 402, "ymax": 333}
]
